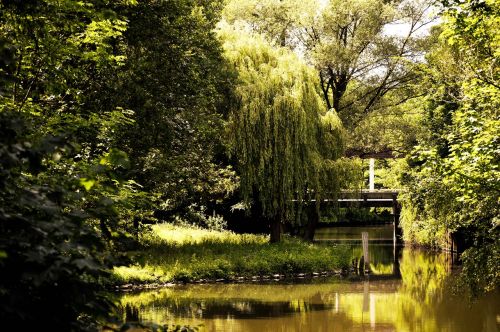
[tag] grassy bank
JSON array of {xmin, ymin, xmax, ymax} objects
[{"xmin": 112, "ymin": 224, "xmax": 352, "ymax": 284}]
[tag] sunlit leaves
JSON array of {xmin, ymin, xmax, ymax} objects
[
  {"xmin": 220, "ymin": 25, "xmax": 349, "ymax": 225},
  {"xmin": 80, "ymin": 177, "xmax": 96, "ymax": 191},
  {"xmin": 71, "ymin": 18, "xmax": 129, "ymax": 65},
  {"xmin": 402, "ymin": 0, "xmax": 499, "ymax": 295},
  {"xmin": 223, "ymin": 0, "xmax": 433, "ymax": 128},
  {"xmin": 99, "ymin": 148, "xmax": 130, "ymax": 170}
]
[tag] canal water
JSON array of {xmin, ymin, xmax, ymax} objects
[{"xmin": 117, "ymin": 226, "xmax": 500, "ymax": 331}]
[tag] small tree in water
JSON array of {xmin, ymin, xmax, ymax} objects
[{"xmin": 220, "ymin": 25, "xmax": 352, "ymax": 242}]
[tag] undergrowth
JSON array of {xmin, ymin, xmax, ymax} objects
[{"xmin": 112, "ymin": 224, "xmax": 351, "ymax": 284}]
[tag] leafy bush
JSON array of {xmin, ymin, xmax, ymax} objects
[
  {"xmin": 401, "ymin": 0, "xmax": 500, "ymax": 295},
  {"xmin": 0, "ymin": 114, "xmax": 119, "ymax": 330}
]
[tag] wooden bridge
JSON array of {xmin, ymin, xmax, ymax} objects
[
  {"xmin": 339, "ymin": 189, "xmax": 402, "ymax": 243},
  {"xmin": 311, "ymin": 189, "xmax": 403, "ymax": 243},
  {"xmin": 302, "ymin": 153, "xmax": 403, "ymax": 243},
  {"xmin": 337, "ymin": 189, "xmax": 400, "ymax": 207}
]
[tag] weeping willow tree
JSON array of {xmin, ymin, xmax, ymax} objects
[{"xmin": 220, "ymin": 25, "xmax": 358, "ymax": 242}]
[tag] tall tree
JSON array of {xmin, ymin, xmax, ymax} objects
[
  {"xmin": 108, "ymin": 0, "xmax": 238, "ymax": 218},
  {"xmin": 220, "ymin": 25, "xmax": 355, "ymax": 242},
  {"xmin": 224, "ymin": 0, "xmax": 435, "ymax": 127}
]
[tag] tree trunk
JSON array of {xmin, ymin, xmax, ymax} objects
[
  {"xmin": 270, "ymin": 216, "xmax": 282, "ymax": 243},
  {"xmin": 302, "ymin": 204, "xmax": 319, "ymax": 242},
  {"xmin": 332, "ymin": 75, "xmax": 348, "ymax": 113}
]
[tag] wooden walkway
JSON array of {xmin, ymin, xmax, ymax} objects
[
  {"xmin": 337, "ymin": 189, "xmax": 400, "ymax": 208},
  {"xmin": 296, "ymin": 189, "xmax": 403, "ymax": 242},
  {"xmin": 305, "ymin": 189, "xmax": 400, "ymax": 207},
  {"xmin": 325, "ymin": 189, "xmax": 403, "ymax": 243}
]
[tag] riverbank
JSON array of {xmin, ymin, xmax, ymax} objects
[
  {"xmin": 114, "ymin": 249, "xmax": 500, "ymax": 332},
  {"xmin": 111, "ymin": 224, "xmax": 352, "ymax": 286}
]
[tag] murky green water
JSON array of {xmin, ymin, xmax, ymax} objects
[
  {"xmin": 118, "ymin": 226, "xmax": 500, "ymax": 332},
  {"xmin": 315, "ymin": 226, "xmax": 394, "ymax": 241}
]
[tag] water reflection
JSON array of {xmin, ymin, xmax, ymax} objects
[
  {"xmin": 315, "ymin": 226, "xmax": 394, "ymax": 242},
  {"xmin": 124, "ymin": 299, "xmax": 334, "ymax": 320},
  {"xmin": 118, "ymin": 248, "xmax": 500, "ymax": 332},
  {"xmin": 316, "ymin": 225, "xmax": 400, "ymax": 276}
]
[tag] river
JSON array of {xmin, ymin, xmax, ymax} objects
[{"xmin": 116, "ymin": 225, "xmax": 500, "ymax": 331}]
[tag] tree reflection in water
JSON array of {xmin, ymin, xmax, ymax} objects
[{"xmin": 118, "ymin": 249, "xmax": 500, "ymax": 332}]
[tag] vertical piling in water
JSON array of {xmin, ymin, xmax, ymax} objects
[
  {"xmin": 392, "ymin": 243, "xmax": 402, "ymax": 277},
  {"xmin": 392, "ymin": 195, "xmax": 402, "ymax": 244},
  {"xmin": 362, "ymin": 232, "xmax": 369, "ymax": 273}
]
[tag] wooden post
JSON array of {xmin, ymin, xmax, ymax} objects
[
  {"xmin": 392, "ymin": 196, "xmax": 402, "ymax": 244},
  {"xmin": 392, "ymin": 243, "xmax": 401, "ymax": 277},
  {"xmin": 362, "ymin": 231, "xmax": 369, "ymax": 273},
  {"xmin": 450, "ymin": 231, "xmax": 464, "ymax": 264},
  {"xmin": 369, "ymin": 158, "xmax": 375, "ymax": 191}
]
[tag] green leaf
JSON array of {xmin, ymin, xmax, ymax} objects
[
  {"xmin": 80, "ymin": 178, "xmax": 96, "ymax": 191},
  {"xmin": 99, "ymin": 148, "xmax": 130, "ymax": 169}
]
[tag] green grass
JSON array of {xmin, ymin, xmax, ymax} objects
[{"xmin": 112, "ymin": 224, "xmax": 352, "ymax": 284}]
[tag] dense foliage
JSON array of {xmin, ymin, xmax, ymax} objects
[
  {"xmin": 0, "ymin": 0, "xmax": 137, "ymax": 329},
  {"xmin": 0, "ymin": 0, "xmax": 498, "ymax": 329},
  {"xmin": 401, "ymin": 0, "xmax": 499, "ymax": 295},
  {"xmin": 112, "ymin": 0, "xmax": 237, "ymax": 216},
  {"xmin": 224, "ymin": 0, "xmax": 433, "ymax": 129},
  {"xmin": 220, "ymin": 26, "xmax": 360, "ymax": 241},
  {"xmin": 0, "ymin": 0, "xmax": 235, "ymax": 329}
]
